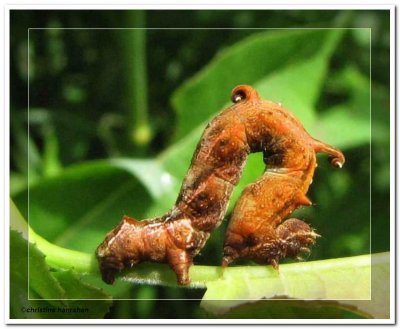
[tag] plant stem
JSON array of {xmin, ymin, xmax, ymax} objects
[
  {"xmin": 123, "ymin": 11, "xmax": 152, "ymax": 147},
  {"xmin": 28, "ymin": 226, "xmax": 98, "ymax": 274},
  {"xmin": 42, "ymin": 126, "xmax": 62, "ymax": 177},
  {"xmin": 10, "ymin": 199, "xmax": 386, "ymax": 292},
  {"xmin": 10, "ymin": 199, "xmax": 98, "ymax": 274}
]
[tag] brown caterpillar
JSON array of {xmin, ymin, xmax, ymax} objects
[{"xmin": 96, "ymin": 85, "xmax": 344, "ymax": 285}]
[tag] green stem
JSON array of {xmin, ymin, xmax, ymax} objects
[
  {"xmin": 28, "ymin": 227, "xmax": 98, "ymax": 274},
  {"xmin": 10, "ymin": 199, "xmax": 98, "ymax": 274},
  {"xmin": 42, "ymin": 126, "xmax": 62, "ymax": 177},
  {"xmin": 10, "ymin": 199, "xmax": 208, "ymax": 287},
  {"xmin": 123, "ymin": 11, "xmax": 152, "ymax": 146},
  {"xmin": 10, "ymin": 199, "xmax": 385, "ymax": 292}
]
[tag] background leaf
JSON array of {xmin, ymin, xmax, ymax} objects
[
  {"xmin": 172, "ymin": 29, "xmax": 340, "ymax": 139},
  {"xmin": 14, "ymin": 161, "xmax": 154, "ymax": 252},
  {"xmin": 204, "ymin": 300, "xmax": 366, "ymax": 319},
  {"xmin": 161, "ymin": 29, "xmax": 349, "ymax": 212}
]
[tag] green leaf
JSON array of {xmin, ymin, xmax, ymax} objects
[
  {"xmin": 342, "ymin": 252, "xmax": 391, "ymax": 319},
  {"xmin": 310, "ymin": 65, "xmax": 371, "ymax": 149},
  {"xmin": 52, "ymin": 271, "xmax": 112, "ymax": 318},
  {"xmin": 13, "ymin": 160, "xmax": 154, "ymax": 252},
  {"xmin": 11, "ymin": 199, "xmax": 97, "ymax": 274},
  {"xmin": 10, "ymin": 230, "xmax": 65, "ymax": 316},
  {"xmin": 11, "ymin": 200, "xmax": 133, "ymax": 300},
  {"xmin": 208, "ymin": 300, "xmax": 365, "ymax": 319},
  {"xmin": 10, "ymin": 230, "xmax": 112, "ymax": 319},
  {"xmin": 160, "ymin": 30, "xmax": 344, "ymax": 212},
  {"xmin": 200, "ymin": 252, "xmax": 389, "ymax": 319},
  {"xmin": 311, "ymin": 105, "xmax": 370, "ymax": 149},
  {"xmin": 109, "ymin": 158, "xmax": 180, "ymax": 200}
]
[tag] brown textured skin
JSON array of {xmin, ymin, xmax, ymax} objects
[
  {"xmin": 96, "ymin": 85, "xmax": 345, "ymax": 285},
  {"xmin": 222, "ymin": 162, "xmax": 318, "ymax": 267},
  {"xmin": 222, "ymin": 86, "xmax": 345, "ymax": 268},
  {"xmin": 97, "ymin": 216, "xmax": 209, "ymax": 285}
]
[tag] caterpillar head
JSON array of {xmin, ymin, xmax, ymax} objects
[{"xmin": 96, "ymin": 216, "xmax": 144, "ymax": 284}]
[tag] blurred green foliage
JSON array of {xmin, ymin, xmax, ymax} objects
[{"xmin": 10, "ymin": 9, "xmax": 390, "ymax": 319}]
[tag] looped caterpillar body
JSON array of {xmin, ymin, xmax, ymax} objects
[
  {"xmin": 222, "ymin": 86, "xmax": 345, "ymax": 268},
  {"xmin": 96, "ymin": 85, "xmax": 345, "ymax": 285}
]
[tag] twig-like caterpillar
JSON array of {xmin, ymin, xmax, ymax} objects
[{"xmin": 96, "ymin": 85, "xmax": 344, "ymax": 285}]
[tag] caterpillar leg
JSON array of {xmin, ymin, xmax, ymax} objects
[
  {"xmin": 98, "ymin": 255, "xmax": 125, "ymax": 284},
  {"xmin": 276, "ymin": 218, "xmax": 320, "ymax": 262},
  {"xmin": 221, "ymin": 231, "xmax": 242, "ymax": 267},
  {"xmin": 224, "ymin": 218, "xmax": 319, "ymax": 269},
  {"xmin": 222, "ymin": 170, "xmax": 315, "ymax": 268},
  {"xmin": 167, "ymin": 248, "xmax": 193, "ymax": 285}
]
